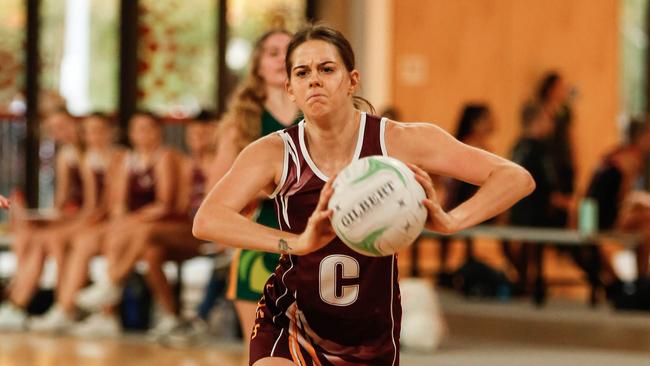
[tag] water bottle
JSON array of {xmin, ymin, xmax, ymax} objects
[{"xmin": 578, "ymin": 198, "xmax": 598, "ymax": 235}]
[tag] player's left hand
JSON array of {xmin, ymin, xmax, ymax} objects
[{"xmin": 407, "ymin": 163, "xmax": 458, "ymax": 234}]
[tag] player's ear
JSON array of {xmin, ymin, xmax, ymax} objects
[
  {"xmin": 348, "ymin": 69, "xmax": 360, "ymax": 95},
  {"xmin": 286, "ymin": 79, "xmax": 296, "ymax": 102}
]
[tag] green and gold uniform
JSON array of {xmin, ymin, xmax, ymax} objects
[{"xmin": 227, "ymin": 109, "xmax": 299, "ymax": 301}]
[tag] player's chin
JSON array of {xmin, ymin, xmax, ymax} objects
[{"xmin": 303, "ymin": 101, "xmax": 331, "ymax": 117}]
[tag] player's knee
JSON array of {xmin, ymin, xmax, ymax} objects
[
  {"xmin": 133, "ymin": 224, "xmax": 155, "ymax": 242},
  {"xmin": 143, "ymin": 246, "xmax": 164, "ymax": 264},
  {"xmin": 252, "ymin": 358, "xmax": 298, "ymax": 366}
]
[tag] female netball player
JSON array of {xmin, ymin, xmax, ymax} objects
[
  {"xmin": 0, "ymin": 113, "xmax": 119, "ymax": 331},
  {"xmin": 9, "ymin": 110, "xmax": 82, "ymax": 272},
  {"xmin": 208, "ymin": 29, "xmax": 299, "ymax": 359},
  {"xmin": 32, "ymin": 113, "xmax": 175, "ymax": 335},
  {"xmin": 194, "ymin": 25, "xmax": 534, "ymax": 366},
  {"xmin": 74, "ymin": 112, "xmax": 216, "ymax": 337}
]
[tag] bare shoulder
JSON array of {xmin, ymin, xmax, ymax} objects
[
  {"xmin": 384, "ymin": 120, "xmax": 449, "ymax": 163},
  {"xmin": 108, "ymin": 148, "xmax": 128, "ymax": 170},
  {"xmin": 385, "ymin": 119, "xmax": 446, "ymax": 140},
  {"xmin": 240, "ymin": 132, "xmax": 284, "ymax": 162},
  {"xmin": 160, "ymin": 146, "xmax": 179, "ymax": 159},
  {"xmin": 232, "ymin": 132, "xmax": 285, "ymax": 189},
  {"xmin": 217, "ymin": 121, "xmax": 243, "ymax": 144},
  {"xmin": 161, "ymin": 147, "xmax": 185, "ymax": 166},
  {"xmin": 112, "ymin": 146, "xmax": 128, "ymax": 160}
]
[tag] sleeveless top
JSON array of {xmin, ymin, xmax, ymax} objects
[
  {"xmin": 255, "ymin": 109, "xmax": 301, "ymax": 228},
  {"xmin": 125, "ymin": 151, "xmax": 159, "ymax": 212},
  {"xmin": 85, "ymin": 150, "xmax": 110, "ymax": 202},
  {"xmin": 59, "ymin": 145, "xmax": 83, "ymax": 210},
  {"xmin": 266, "ymin": 113, "xmax": 401, "ymax": 364},
  {"xmin": 188, "ymin": 164, "xmax": 207, "ymax": 220}
]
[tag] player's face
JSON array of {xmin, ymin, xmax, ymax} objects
[
  {"xmin": 549, "ymin": 78, "xmax": 568, "ymax": 104},
  {"xmin": 637, "ymin": 128, "xmax": 650, "ymax": 153},
  {"xmin": 83, "ymin": 117, "xmax": 112, "ymax": 149},
  {"xmin": 129, "ymin": 115, "xmax": 162, "ymax": 150},
  {"xmin": 286, "ymin": 40, "xmax": 359, "ymax": 118},
  {"xmin": 474, "ymin": 113, "xmax": 495, "ymax": 145},
  {"xmin": 44, "ymin": 113, "xmax": 78, "ymax": 144},
  {"xmin": 185, "ymin": 122, "xmax": 214, "ymax": 154},
  {"xmin": 258, "ymin": 32, "xmax": 291, "ymax": 88}
]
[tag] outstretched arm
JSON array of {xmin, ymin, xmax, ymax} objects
[{"xmin": 387, "ymin": 121, "xmax": 535, "ymax": 233}]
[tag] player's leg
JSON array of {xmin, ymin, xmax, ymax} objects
[
  {"xmin": 252, "ymin": 358, "xmax": 297, "ymax": 366},
  {"xmin": 235, "ymin": 299, "xmax": 259, "ymax": 361},
  {"xmin": 7, "ymin": 242, "xmax": 46, "ymax": 308},
  {"xmin": 141, "ymin": 221, "xmax": 200, "ymax": 315},
  {"xmin": 57, "ymin": 227, "xmax": 104, "ymax": 313}
]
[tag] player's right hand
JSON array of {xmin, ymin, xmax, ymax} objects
[{"xmin": 294, "ymin": 176, "xmax": 337, "ymax": 255}]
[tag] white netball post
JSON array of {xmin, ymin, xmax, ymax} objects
[{"xmin": 328, "ymin": 156, "xmax": 428, "ymax": 257}]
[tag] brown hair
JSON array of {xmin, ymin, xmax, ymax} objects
[
  {"xmin": 218, "ymin": 29, "xmax": 292, "ymax": 151},
  {"xmin": 628, "ymin": 117, "xmax": 650, "ymax": 144},
  {"xmin": 285, "ymin": 24, "xmax": 375, "ymax": 114}
]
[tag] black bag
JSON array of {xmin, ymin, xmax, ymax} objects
[
  {"xmin": 27, "ymin": 289, "xmax": 54, "ymax": 315},
  {"xmin": 612, "ymin": 278, "xmax": 650, "ymax": 311},
  {"xmin": 119, "ymin": 272, "xmax": 152, "ymax": 330},
  {"xmin": 452, "ymin": 259, "xmax": 512, "ymax": 300}
]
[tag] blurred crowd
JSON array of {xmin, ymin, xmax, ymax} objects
[{"xmin": 436, "ymin": 72, "xmax": 650, "ymax": 303}]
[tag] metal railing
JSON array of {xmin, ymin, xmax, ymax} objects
[{"xmin": 0, "ymin": 115, "xmax": 26, "ymax": 222}]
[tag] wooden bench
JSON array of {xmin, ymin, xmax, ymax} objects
[{"xmin": 412, "ymin": 225, "xmax": 641, "ymax": 306}]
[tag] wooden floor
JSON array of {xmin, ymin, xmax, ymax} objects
[
  {"xmin": 0, "ymin": 333, "xmax": 244, "ymax": 366},
  {"xmin": 2, "ymin": 291, "xmax": 650, "ymax": 366}
]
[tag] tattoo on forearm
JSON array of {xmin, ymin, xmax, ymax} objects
[{"xmin": 278, "ymin": 238, "xmax": 292, "ymax": 254}]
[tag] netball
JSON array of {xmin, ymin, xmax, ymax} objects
[{"xmin": 328, "ymin": 155, "xmax": 428, "ymax": 257}]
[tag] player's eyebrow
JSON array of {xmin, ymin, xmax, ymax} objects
[{"xmin": 292, "ymin": 61, "xmax": 337, "ymax": 71}]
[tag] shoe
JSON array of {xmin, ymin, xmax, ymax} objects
[
  {"xmin": 76, "ymin": 281, "xmax": 122, "ymax": 312},
  {"xmin": 0, "ymin": 302, "xmax": 28, "ymax": 331},
  {"xmin": 157, "ymin": 318, "xmax": 210, "ymax": 347},
  {"xmin": 605, "ymin": 279, "xmax": 624, "ymax": 301},
  {"xmin": 69, "ymin": 313, "xmax": 121, "ymax": 338},
  {"xmin": 29, "ymin": 305, "xmax": 75, "ymax": 333},
  {"xmin": 436, "ymin": 271, "xmax": 454, "ymax": 288},
  {"xmin": 148, "ymin": 314, "xmax": 181, "ymax": 340}
]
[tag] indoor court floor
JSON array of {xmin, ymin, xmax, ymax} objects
[{"xmin": 2, "ymin": 291, "xmax": 649, "ymax": 366}]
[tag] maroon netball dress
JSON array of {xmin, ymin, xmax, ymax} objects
[
  {"xmin": 125, "ymin": 151, "xmax": 159, "ymax": 212},
  {"xmin": 85, "ymin": 150, "xmax": 111, "ymax": 212},
  {"xmin": 59, "ymin": 145, "xmax": 84, "ymax": 213},
  {"xmin": 250, "ymin": 113, "xmax": 402, "ymax": 366},
  {"xmin": 187, "ymin": 164, "xmax": 207, "ymax": 220}
]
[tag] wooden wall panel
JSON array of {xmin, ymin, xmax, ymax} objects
[{"xmin": 391, "ymin": 0, "xmax": 620, "ymax": 193}]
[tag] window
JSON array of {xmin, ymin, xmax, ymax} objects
[
  {"xmin": 41, "ymin": 0, "xmax": 119, "ymax": 114},
  {"xmin": 620, "ymin": 0, "xmax": 648, "ymax": 117},
  {"xmin": 0, "ymin": 0, "xmax": 25, "ymax": 114},
  {"xmin": 137, "ymin": 0, "xmax": 218, "ymax": 117},
  {"xmin": 226, "ymin": 0, "xmax": 306, "ymax": 76}
]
